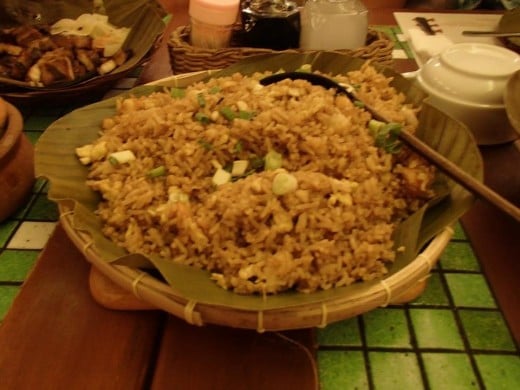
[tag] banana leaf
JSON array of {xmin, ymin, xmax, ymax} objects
[{"xmin": 35, "ymin": 52, "xmax": 483, "ymax": 311}]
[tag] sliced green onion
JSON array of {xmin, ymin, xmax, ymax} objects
[
  {"xmin": 272, "ymin": 172, "xmax": 298, "ymax": 195},
  {"xmin": 233, "ymin": 140, "xmax": 243, "ymax": 154},
  {"xmin": 231, "ymin": 160, "xmax": 249, "ymax": 177},
  {"xmin": 368, "ymin": 120, "xmax": 402, "ymax": 154},
  {"xmin": 108, "ymin": 150, "xmax": 136, "ymax": 165},
  {"xmin": 209, "ymin": 86, "xmax": 221, "ymax": 94},
  {"xmin": 385, "ymin": 142, "xmax": 402, "ymax": 154},
  {"xmin": 368, "ymin": 119, "xmax": 385, "ymax": 134},
  {"xmin": 197, "ymin": 92, "xmax": 206, "ymax": 107},
  {"xmin": 249, "ymin": 155, "xmax": 265, "ymax": 171},
  {"xmin": 169, "ymin": 189, "xmax": 189, "ymax": 203},
  {"xmin": 353, "ymin": 100, "xmax": 365, "ymax": 108},
  {"xmin": 379, "ymin": 123, "xmax": 402, "ymax": 145},
  {"xmin": 194, "ymin": 112, "xmax": 211, "ymax": 124},
  {"xmin": 198, "ymin": 139, "xmax": 213, "ymax": 150},
  {"xmin": 212, "ymin": 168, "xmax": 231, "ymax": 186},
  {"xmin": 237, "ymin": 110, "xmax": 255, "ymax": 120},
  {"xmin": 383, "ymin": 122, "xmax": 402, "ymax": 133},
  {"xmin": 223, "ymin": 161, "xmax": 233, "ymax": 172},
  {"xmin": 264, "ymin": 149, "xmax": 283, "ymax": 171},
  {"xmin": 170, "ymin": 87, "xmax": 185, "ymax": 99},
  {"xmin": 147, "ymin": 166, "xmax": 166, "ymax": 178},
  {"xmin": 219, "ymin": 106, "xmax": 236, "ymax": 121}
]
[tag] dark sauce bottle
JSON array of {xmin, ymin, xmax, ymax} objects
[{"xmin": 240, "ymin": 0, "xmax": 300, "ymax": 50}]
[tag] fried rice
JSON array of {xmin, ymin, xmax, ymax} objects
[{"xmin": 76, "ymin": 63, "xmax": 436, "ymax": 294}]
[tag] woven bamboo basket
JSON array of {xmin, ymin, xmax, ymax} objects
[
  {"xmin": 36, "ymin": 60, "xmax": 479, "ymax": 333},
  {"xmin": 59, "ymin": 199, "xmax": 453, "ymax": 332},
  {"xmin": 168, "ymin": 25, "xmax": 394, "ymax": 74}
]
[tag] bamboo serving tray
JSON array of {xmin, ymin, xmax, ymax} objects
[
  {"xmin": 39, "ymin": 60, "xmax": 474, "ymax": 332},
  {"xmin": 59, "ymin": 201, "xmax": 453, "ymax": 331}
]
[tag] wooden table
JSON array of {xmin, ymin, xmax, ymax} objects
[
  {"xmin": 152, "ymin": 2, "xmax": 520, "ymax": 340},
  {"xmin": 370, "ymin": 7, "xmax": 520, "ymax": 346},
  {"xmin": 0, "ymin": 3, "xmax": 518, "ymax": 389}
]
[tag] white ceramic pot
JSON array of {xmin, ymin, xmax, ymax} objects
[{"xmin": 409, "ymin": 43, "xmax": 520, "ymax": 145}]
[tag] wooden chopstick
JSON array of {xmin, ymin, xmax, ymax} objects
[
  {"xmin": 361, "ymin": 93, "xmax": 520, "ymax": 223},
  {"xmin": 261, "ymin": 72, "xmax": 520, "ymax": 222},
  {"xmin": 398, "ymin": 130, "xmax": 520, "ymax": 221}
]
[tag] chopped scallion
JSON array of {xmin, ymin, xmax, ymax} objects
[
  {"xmin": 194, "ymin": 112, "xmax": 211, "ymax": 124},
  {"xmin": 147, "ymin": 166, "xmax": 166, "ymax": 178},
  {"xmin": 219, "ymin": 106, "xmax": 236, "ymax": 121},
  {"xmin": 198, "ymin": 139, "xmax": 213, "ymax": 150},
  {"xmin": 212, "ymin": 168, "xmax": 231, "ymax": 186},
  {"xmin": 272, "ymin": 172, "xmax": 298, "ymax": 195},
  {"xmin": 231, "ymin": 160, "xmax": 249, "ymax": 177},
  {"xmin": 368, "ymin": 120, "xmax": 402, "ymax": 154},
  {"xmin": 107, "ymin": 150, "xmax": 136, "ymax": 165},
  {"xmin": 223, "ymin": 161, "xmax": 233, "ymax": 172},
  {"xmin": 237, "ymin": 110, "xmax": 255, "ymax": 120},
  {"xmin": 197, "ymin": 92, "xmax": 206, "ymax": 107},
  {"xmin": 233, "ymin": 140, "xmax": 244, "ymax": 154},
  {"xmin": 249, "ymin": 155, "xmax": 265, "ymax": 171},
  {"xmin": 264, "ymin": 149, "xmax": 283, "ymax": 170},
  {"xmin": 170, "ymin": 87, "xmax": 185, "ymax": 99},
  {"xmin": 169, "ymin": 190, "xmax": 189, "ymax": 203},
  {"xmin": 368, "ymin": 119, "xmax": 385, "ymax": 134}
]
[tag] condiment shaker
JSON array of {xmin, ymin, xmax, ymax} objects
[
  {"xmin": 240, "ymin": 0, "xmax": 301, "ymax": 50},
  {"xmin": 189, "ymin": 0, "xmax": 240, "ymax": 49},
  {"xmin": 299, "ymin": 0, "xmax": 368, "ymax": 50}
]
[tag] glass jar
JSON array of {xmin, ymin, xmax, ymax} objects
[
  {"xmin": 240, "ymin": 0, "xmax": 301, "ymax": 50},
  {"xmin": 189, "ymin": 0, "xmax": 240, "ymax": 49},
  {"xmin": 299, "ymin": 0, "xmax": 368, "ymax": 50}
]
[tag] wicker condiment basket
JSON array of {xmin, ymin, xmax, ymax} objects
[
  {"xmin": 168, "ymin": 25, "xmax": 395, "ymax": 74},
  {"xmin": 59, "ymin": 200, "xmax": 453, "ymax": 332}
]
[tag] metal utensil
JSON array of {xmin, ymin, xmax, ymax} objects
[
  {"xmin": 260, "ymin": 71, "xmax": 520, "ymax": 222},
  {"xmin": 462, "ymin": 30, "xmax": 520, "ymax": 37}
]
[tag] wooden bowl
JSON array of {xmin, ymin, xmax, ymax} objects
[{"xmin": 0, "ymin": 98, "xmax": 35, "ymax": 222}]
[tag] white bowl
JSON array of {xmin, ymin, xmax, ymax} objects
[{"xmin": 414, "ymin": 43, "xmax": 520, "ymax": 145}]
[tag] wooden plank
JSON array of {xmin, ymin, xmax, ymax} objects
[
  {"xmin": 461, "ymin": 141, "xmax": 520, "ymax": 344},
  {"xmin": 89, "ymin": 266, "xmax": 157, "ymax": 310},
  {"xmin": 151, "ymin": 316, "xmax": 318, "ymax": 390},
  {"xmin": 0, "ymin": 224, "xmax": 166, "ymax": 390}
]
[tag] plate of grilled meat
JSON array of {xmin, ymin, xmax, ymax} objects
[{"xmin": 0, "ymin": 0, "xmax": 166, "ymax": 105}]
